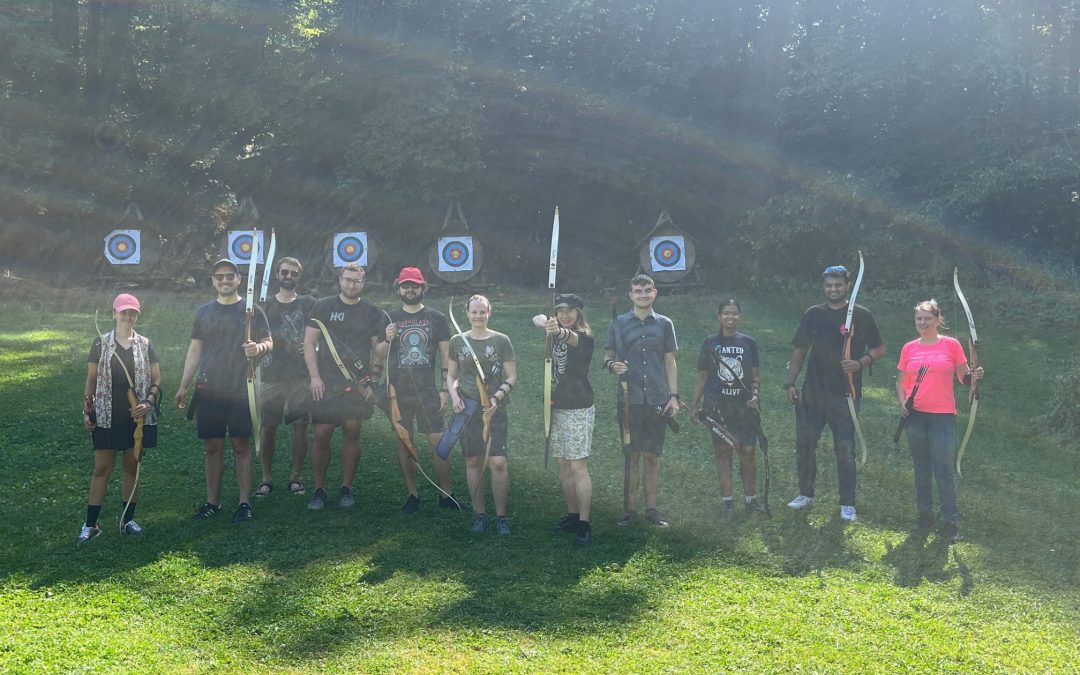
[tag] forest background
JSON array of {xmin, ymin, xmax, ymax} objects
[{"xmin": 4, "ymin": 0, "xmax": 1080, "ymax": 433}]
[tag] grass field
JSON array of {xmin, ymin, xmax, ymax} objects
[{"xmin": 1, "ymin": 285, "xmax": 1077, "ymax": 673}]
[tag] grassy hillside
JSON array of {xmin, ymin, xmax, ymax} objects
[{"xmin": 1, "ymin": 285, "xmax": 1076, "ymax": 672}]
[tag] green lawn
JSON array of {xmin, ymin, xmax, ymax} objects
[{"xmin": 2, "ymin": 286, "xmax": 1077, "ymax": 673}]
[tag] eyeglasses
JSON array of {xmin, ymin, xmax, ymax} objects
[
  {"xmin": 278, "ymin": 269, "xmax": 299, "ymax": 278},
  {"xmin": 213, "ymin": 273, "xmax": 237, "ymax": 281},
  {"xmin": 341, "ymin": 277, "xmax": 364, "ymax": 285}
]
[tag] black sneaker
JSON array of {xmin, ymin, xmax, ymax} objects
[
  {"xmin": 307, "ymin": 488, "xmax": 327, "ymax": 511},
  {"xmin": 745, "ymin": 497, "xmax": 767, "ymax": 515},
  {"xmin": 721, "ymin": 500, "xmax": 736, "ymax": 520},
  {"xmin": 942, "ymin": 521, "xmax": 959, "ymax": 544},
  {"xmin": 495, "ymin": 516, "xmax": 512, "ymax": 536},
  {"xmin": 552, "ymin": 514, "xmax": 580, "ymax": 532},
  {"xmin": 402, "ymin": 494, "xmax": 420, "ymax": 513},
  {"xmin": 470, "ymin": 513, "xmax": 488, "ymax": 534},
  {"xmin": 917, "ymin": 512, "xmax": 934, "ymax": 529},
  {"xmin": 644, "ymin": 508, "xmax": 669, "ymax": 528},
  {"xmin": 575, "ymin": 522, "xmax": 593, "ymax": 546},
  {"xmin": 616, "ymin": 511, "xmax": 637, "ymax": 527},
  {"xmin": 195, "ymin": 502, "xmax": 221, "ymax": 520},
  {"xmin": 439, "ymin": 495, "xmax": 459, "ymax": 509},
  {"xmin": 233, "ymin": 502, "xmax": 253, "ymax": 523}
]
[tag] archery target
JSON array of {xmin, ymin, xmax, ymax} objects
[
  {"xmin": 650, "ymin": 236, "xmax": 686, "ymax": 271},
  {"xmin": 228, "ymin": 230, "xmax": 265, "ymax": 265},
  {"xmin": 438, "ymin": 237, "xmax": 474, "ymax": 272},
  {"xmin": 333, "ymin": 232, "xmax": 369, "ymax": 267},
  {"xmin": 104, "ymin": 229, "xmax": 141, "ymax": 265}
]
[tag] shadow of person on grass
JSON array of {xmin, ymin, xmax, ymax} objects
[{"xmin": 882, "ymin": 530, "xmax": 974, "ymax": 595}]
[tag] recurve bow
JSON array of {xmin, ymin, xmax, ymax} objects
[
  {"xmin": 544, "ymin": 206, "xmax": 559, "ymax": 469},
  {"xmin": 448, "ymin": 298, "xmax": 492, "ymax": 501},
  {"xmin": 954, "ymin": 267, "xmax": 980, "ymax": 477},
  {"xmin": 244, "ymin": 228, "xmax": 261, "ymax": 457},
  {"xmin": 843, "ymin": 250, "xmax": 869, "ymax": 465}
]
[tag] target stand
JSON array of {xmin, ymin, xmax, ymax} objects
[
  {"xmin": 633, "ymin": 211, "xmax": 701, "ymax": 289},
  {"xmin": 427, "ymin": 201, "xmax": 486, "ymax": 287},
  {"xmin": 97, "ymin": 203, "xmax": 169, "ymax": 288}
]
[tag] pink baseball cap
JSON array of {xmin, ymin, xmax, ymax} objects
[{"xmin": 113, "ymin": 293, "xmax": 141, "ymax": 313}]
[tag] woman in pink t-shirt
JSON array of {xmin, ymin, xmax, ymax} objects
[{"xmin": 896, "ymin": 300, "xmax": 984, "ymax": 543}]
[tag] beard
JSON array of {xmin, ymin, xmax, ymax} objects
[
  {"xmin": 279, "ymin": 278, "xmax": 297, "ymax": 291},
  {"xmin": 400, "ymin": 288, "xmax": 424, "ymax": 306}
]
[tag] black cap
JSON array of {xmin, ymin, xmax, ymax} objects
[
  {"xmin": 212, "ymin": 258, "xmax": 240, "ymax": 274},
  {"xmin": 553, "ymin": 293, "xmax": 584, "ymax": 310}
]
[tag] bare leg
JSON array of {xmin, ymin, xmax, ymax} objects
[
  {"xmin": 290, "ymin": 421, "xmax": 309, "ymax": 481},
  {"xmin": 397, "ymin": 439, "xmax": 418, "ymax": 497},
  {"xmin": 427, "ymin": 432, "xmax": 452, "ymax": 495},
  {"xmin": 119, "ymin": 448, "xmax": 139, "ymax": 503},
  {"xmin": 231, "ymin": 437, "xmax": 253, "ymax": 504},
  {"xmin": 569, "ymin": 458, "xmax": 592, "ymax": 522},
  {"xmin": 489, "ymin": 456, "xmax": 509, "ymax": 517},
  {"xmin": 260, "ymin": 423, "xmax": 278, "ymax": 484},
  {"xmin": 735, "ymin": 443, "xmax": 758, "ymax": 497},
  {"xmin": 465, "ymin": 454, "xmax": 485, "ymax": 514},
  {"xmin": 557, "ymin": 457, "xmax": 578, "ymax": 513},
  {"xmin": 339, "ymin": 420, "xmax": 362, "ymax": 489},
  {"xmin": 714, "ymin": 440, "xmax": 734, "ymax": 498},
  {"xmin": 204, "ymin": 438, "xmax": 226, "ymax": 504},
  {"xmin": 311, "ymin": 423, "xmax": 335, "ymax": 491},
  {"xmin": 88, "ymin": 450, "xmax": 118, "ymax": 506}
]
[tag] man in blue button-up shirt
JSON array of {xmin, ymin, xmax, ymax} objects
[{"xmin": 604, "ymin": 274, "xmax": 679, "ymax": 528}]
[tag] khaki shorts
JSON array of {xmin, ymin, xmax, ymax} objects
[{"xmin": 260, "ymin": 379, "xmax": 311, "ymax": 426}]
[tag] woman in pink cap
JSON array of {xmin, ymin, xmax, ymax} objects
[{"xmin": 79, "ymin": 293, "xmax": 163, "ymax": 542}]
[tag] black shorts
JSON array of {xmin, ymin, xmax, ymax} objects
[
  {"xmin": 703, "ymin": 396, "xmax": 758, "ymax": 447},
  {"xmin": 311, "ymin": 387, "xmax": 375, "ymax": 426},
  {"xmin": 92, "ymin": 422, "xmax": 158, "ymax": 450},
  {"xmin": 260, "ymin": 379, "xmax": 311, "ymax": 426},
  {"xmin": 461, "ymin": 402, "xmax": 508, "ymax": 458},
  {"xmin": 617, "ymin": 403, "xmax": 667, "ymax": 456},
  {"xmin": 196, "ymin": 393, "xmax": 254, "ymax": 439},
  {"xmin": 390, "ymin": 390, "xmax": 445, "ymax": 435}
]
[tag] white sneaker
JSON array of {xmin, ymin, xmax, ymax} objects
[
  {"xmin": 840, "ymin": 505, "xmax": 857, "ymax": 522},
  {"xmin": 77, "ymin": 523, "xmax": 101, "ymax": 543},
  {"xmin": 121, "ymin": 520, "xmax": 144, "ymax": 535},
  {"xmin": 787, "ymin": 495, "xmax": 813, "ymax": 510}
]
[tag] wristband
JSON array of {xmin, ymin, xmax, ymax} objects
[{"xmin": 670, "ymin": 394, "xmax": 680, "ymax": 400}]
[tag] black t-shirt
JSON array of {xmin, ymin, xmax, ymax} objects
[
  {"xmin": 308, "ymin": 295, "xmax": 389, "ymax": 387},
  {"xmin": 552, "ymin": 331, "xmax": 594, "ymax": 410},
  {"xmin": 191, "ymin": 300, "xmax": 270, "ymax": 396},
  {"xmin": 388, "ymin": 305, "xmax": 451, "ymax": 394},
  {"xmin": 791, "ymin": 302, "xmax": 883, "ymax": 400},
  {"xmin": 88, "ymin": 338, "xmax": 160, "ymax": 405},
  {"xmin": 696, "ymin": 332, "xmax": 759, "ymax": 401},
  {"xmin": 262, "ymin": 294, "xmax": 317, "ymax": 382}
]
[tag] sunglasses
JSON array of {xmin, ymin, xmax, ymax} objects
[
  {"xmin": 213, "ymin": 273, "xmax": 237, "ymax": 281},
  {"xmin": 279, "ymin": 269, "xmax": 299, "ymax": 278},
  {"xmin": 822, "ymin": 265, "xmax": 848, "ymax": 275}
]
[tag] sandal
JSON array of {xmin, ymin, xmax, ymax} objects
[
  {"xmin": 254, "ymin": 481, "xmax": 273, "ymax": 498},
  {"xmin": 288, "ymin": 479, "xmax": 305, "ymax": 495}
]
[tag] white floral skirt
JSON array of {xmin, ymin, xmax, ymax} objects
[{"xmin": 550, "ymin": 406, "xmax": 595, "ymax": 460}]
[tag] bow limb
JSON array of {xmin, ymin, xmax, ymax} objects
[
  {"xmin": 245, "ymin": 228, "xmax": 261, "ymax": 457},
  {"xmin": 119, "ymin": 387, "xmax": 144, "ymax": 527},
  {"xmin": 843, "ymin": 251, "xmax": 868, "ymax": 465},
  {"xmin": 544, "ymin": 207, "xmax": 560, "ymax": 468},
  {"xmin": 953, "ymin": 267, "xmax": 980, "ymax": 476},
  {"xmin": 448, "ymin": 299, "xmax": 493, "ymax": 505}
]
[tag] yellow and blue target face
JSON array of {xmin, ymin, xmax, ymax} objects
[
  {"xmin": 650, "ymin": 236, "xmax": 686, "ymax": 271},
  {"xmin": 104, "ymin": 229, "xmax": 141, "ymax": 265},
  {"xmin": 333, "ymin": 232, "xmax": 369, "ymax": 267},
  {"xmin": 438, "ymin": 236, "xmax": 473, "ymax": 272},
  {"xmin": 227, "ymin": 230, "xmax": 265, "ymax": 265}
]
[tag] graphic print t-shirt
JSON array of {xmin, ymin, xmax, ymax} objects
[
  {"xmin": 552, "ymin": 331, "xmax": 594, "ymax": 410},
  {"xmin": 450, "ymin": 332, "xmax": 515, "ymax": 403},
  {"xmin": 262, "ymin": 294, "xmax": 317, "ymax": 382},
  {"xmin": 697, "ymin": 332, "xmax": 759, "ymax": 402},
  {"xmin": 388, "ymin": 306, "xmax": 451, "ymax": 394}
]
